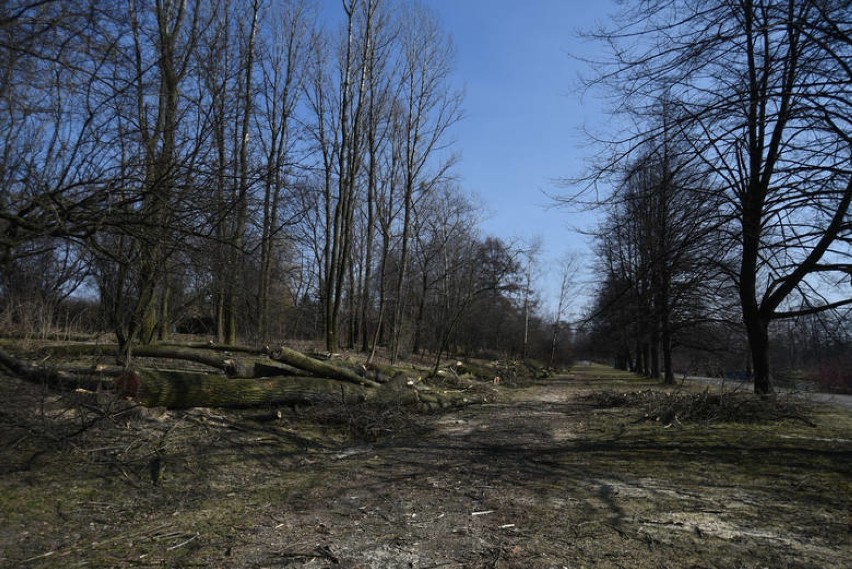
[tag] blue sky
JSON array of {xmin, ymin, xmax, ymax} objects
[{"xmin": 428, "ymin": 0, "xmax": 615, "ymax": 316}]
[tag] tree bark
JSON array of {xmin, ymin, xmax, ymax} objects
[
  {"xmin": 118, "ymin": 367, "xmax": 482, "ymax": 411},
  {"xmin": 37, "ymin": 343, "xmax": 374, "ymax": 384},
  {"xmin": 745, "ymin": 313, "xmax": 772, "ymax": 395},
  {"xmin": 121, "ymin": 369, "xmax": 367, "ymax": 408},
  {"xmin": 270, "ymin": 346, "xmax": 381, "ymax": 387}
]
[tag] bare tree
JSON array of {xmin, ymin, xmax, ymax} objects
[
  {"xmin": 215, "ymin": 0, "xmax": 260, "ymax": 345},
  {"xmin": 519, "ymin": 239, "xmax": 542, "ymax": 360},
  {"xmin": 429, "ymin": 236, "xmax": 521, "ymax": 372},
  {"xmin": 303, "ymin": 0, "xmax": 377, "ymax": 352},
  {"xmin": 112, "ymin": 0, "xmax": 203, "ymax": 353},
  {"xmin": 358, "ymin": 1, "xmax": 395, "ymax": 354},
  {"xmin": 0, "ymin": 2, "xmax": 114, "ymax": 237},
  {"xmin": 195, "ymin": 0, "xmax": 233, "ymax": 343},
  {"xmin": 550, "ymin": 252, "xmax": 580, "ymax": 366},
  {"xmin": 408, "ymin": 182, "xmax": 478, "ymax": 355},
  {"xmin": 0, "ymin": 1, "xmax": 123, "ymax": 317},
  {"xmin": 388, "ymin": 2, "xmax": 462, "ymax": 362},
  {"xmin": 255, "ymin": 0, "xmax": 309, "ymax": 342}
]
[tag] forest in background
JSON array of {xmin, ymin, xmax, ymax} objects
[
  {"xmin": 1, "ymin": 0, "xmax": 850, "ymax": 393},
  {"xmin": 563, "ymin": 0, "xmax": 850, "ymax": 393},
  {"xmin": 0, "ymin": 0, "xmax": 574, "ymax": 368}
]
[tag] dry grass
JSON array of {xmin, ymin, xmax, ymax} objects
[{"xmin": 2, "ymin": 360, "xmax": 850, "ymax": 568}]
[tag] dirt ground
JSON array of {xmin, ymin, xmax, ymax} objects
[{"xmin": 1, "ymin": 364, "xmax": 850, "ymax": 568}]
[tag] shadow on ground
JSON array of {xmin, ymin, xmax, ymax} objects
[{"xmin": 1, "ymin": 374, "xmax": 850, "ymax": 568}]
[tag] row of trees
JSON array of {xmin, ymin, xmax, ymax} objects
[
  {"xmin": 0, "ymin": 0, "xmax": 576, "ymax": 366},
  {"xmin": 573, "ymin": 0, "xmax": 851, "ymax": 393}
]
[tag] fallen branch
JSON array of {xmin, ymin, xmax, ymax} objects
[
  {"xmin": 38, "ymin": 343, "xmax": 301, "ymax": 379},
  {"xmin": 166, "ymin": 533, "xmax": 200, "ymax": 551},
  {"xmin": 159, "ymin": 342, "xmax": 269, "ymax": 355},
  {"xmin": 270, "ymin": 346, "xmax": 380, "ymax": 388}
]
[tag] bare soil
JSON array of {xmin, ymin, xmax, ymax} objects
[{"xmin": 1, "ymin": 364, "xmax": 850, "ymax": 568}]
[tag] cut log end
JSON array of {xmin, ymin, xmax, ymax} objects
[{"xmin": 116, "ymin": 371, "xmax": 141, "ymax": 398}]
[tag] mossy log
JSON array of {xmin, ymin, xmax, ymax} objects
[
  {"xmin": 132, "ymin": 345, "xmax": 258, "ymax": 376},
  {"xmin": 120, "ymin": 369, "xmax": 368, "ymax": 409},
  {"xmin": 117, "ymin": 367, "xmax": 483, "ymax": 411},
  {"xmin": 40, "ymin": 343, "xmax": 275, "ymax": 378},
  {"xmin": 3, "ymin": 343, "xmax": 481, "ymax": 411},
  {"xmin": 42, "ymin": 343, "xmax": 377, "ymax": 384},
  {"xmin": 270, "ymin": 346, "xmax": 380, "ymax": 387}
]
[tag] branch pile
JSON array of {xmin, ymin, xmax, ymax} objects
[{"xmin": 580, "ymin": 389, "xmax": 815, "ymax": 426}]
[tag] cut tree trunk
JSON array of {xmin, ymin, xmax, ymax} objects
[
  {"xmin": 270, "ymin": 346, "xmax": 380, "ymax": 388},
  {"xmin": 41, "ymin": 343, "xmax": 254, "ymax": 377},
  {"xmin": 119, "ymin": 369, "xmax": 368, "ymax": 408},
  {"xmin": 159, "ymin": 342, "xmax": 270, "ymax": 355},
  {"xmin": 38, "ymin": 342, "xmax": 384, "ymax": 384},
  {"xmin": 3, "ymin": 344, "xmax": 480, "ymax": 411},
  {"xmin": 134, "ymin": 345, "xmax": 255, "ymax": 377}
]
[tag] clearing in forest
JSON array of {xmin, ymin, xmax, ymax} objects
[{"xmin": 1, "ymin": 362, "xmax": 850, "ymax": 568}]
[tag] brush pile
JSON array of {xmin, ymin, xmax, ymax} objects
[{"xmin": 580, "ymin": 389, "xmax": 815, "ymax": 426}]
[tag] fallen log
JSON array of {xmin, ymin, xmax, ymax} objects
[
  {"xmin": 159, "ymin": 342, "xmax": 270, "ymax": 355},
  {"xmin": 118, "ymin": 369, "xmax": 367, "ymax": 408},
  {"xmin": 134, "ymin": 345, "xmax": 256, "ymax": 376},
  {"xmin": 4, "ymin": 343, "xmax": 479, "ymax": 411},
  {"xmin": 117, "ymin": 367, "xmax": 483, "ymax": 411},
  {"xmin": 40, "ymin": 343, "xmax": 365, "ymax": 382},
  {"xmin": 0, "ymin": 346, "xmax": 103, "ymax": 391},
  {"xmin": 270, "ymin": 346, "xmax": 381, "ymax": 388},
  {"xmin": 41, "ymin": 343, "xmax": 255, "ymax": 377}
]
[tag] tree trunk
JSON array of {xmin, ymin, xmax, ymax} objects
[
  {"xmin": 270, "ymin": 346, "xmax": 381, "ymax": 387},
  {"xmin": 121, "ymin": 369, "xmax": 367, "ymax": 408},
  {"xmin": 745, "ymin": 314, "xmax": 773, "ymax": 395},
  {"xmin": 661, "ymin": 319, "xmax": 674, "ymax": 385},
  {"xmin": 412, "ymin": 270, "xmax": 428, "ymax": 354},
  {"xmin": 40, "ymin": 343, "xmax": 256, "ymax": 378},
  {"xmin": 119, "ymin": 367, "xmax": 482, "ymax": 411},
  {"xmin": 158, "ymin": 281, "xmax": 171, "ymax": 342},
  {"xmin": 650, "ymin": 328, "xmax": 660, "ymax": 379},
  {"xmin": 740, "ymin": 175, "xmax": 772, "ymax": 394}
]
